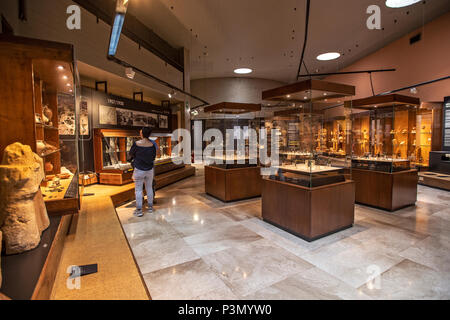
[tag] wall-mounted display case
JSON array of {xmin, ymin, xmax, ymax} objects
[
  {"xmin": 348, "ymin": 94, "xmax": 419, "ymax": 211},
  {"xmin": 0, "ymin": 35, "xmax": 81, "ymax": 216},
  {"xmin": 261, "ymin": 79, "xmax": 356, "ymax": 241},
  {"xmin": 94, "ymin": 129, "xmax": 192, "ymax": 185}
]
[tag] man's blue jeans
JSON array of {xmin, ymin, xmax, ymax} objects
[{"xmin": 133, "ymin": 167, "xmax": 154, "ymax": 210}]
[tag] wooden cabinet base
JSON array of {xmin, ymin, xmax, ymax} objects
[
  {"xmin": 352, "ymin": 169, "xmax": 418, "ymax": 211},
  {"xmin": 99, "ymin": 171, "xmax": 133, "ymax": 185},
  {"xmin": 262, "ymin": 178, "xmax": 355, "ymax": 242},
  {"xmin": 418, "ymin": 171, "xmax": 450, "ymax": 191},
  {"xmin": 205, "ymin": 166, "xmax": 262, "ymax": 202}
]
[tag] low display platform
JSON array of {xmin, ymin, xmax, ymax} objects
[
  {"xmin": 205, "ymin": 165, "xmax": 262, "ymax": 202},
  {"xmin": 262, "ymin": 177, "xmax": 355, "ymax": 242},
  {"xmin": 418, "ymin": 171, "xmax": 450, "ymax": 191},
  {"xmin": 352, "ymin": 168, "xmax": 418, "ymax": 211},
  {"xmin": 0, "ymin": 214, "xmax": 72, "ymax": 300}
]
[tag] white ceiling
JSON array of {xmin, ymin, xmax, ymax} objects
[
  {"xmin": 128, "ymin": 0, "xmax": 450, "ymax": 83},
  {"xmin": 78, "ymin": 61, "xmax": 183, "ymax": 105}
]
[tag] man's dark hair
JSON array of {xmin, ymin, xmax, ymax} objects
[{"xmin": 141, "ymin": 127, "xmax": 152, "ymax": 139}]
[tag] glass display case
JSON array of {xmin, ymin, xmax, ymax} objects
[
  {"xmin": 260, "ymin": 79, "xmax": 356, "ymax": 241},
  {"xmin": 350, "ymin": 95, "xmax": 420, "ymax": 173},
  {"xmin": 348, "ymin": 94, "xmax": 420, "ymax": 211},
  {"xmin": 202, "ymin": 117, "xmax": 259, "ymax": 169},
  {"xmin": 94, "ymin": 129, "xmax": 179, "ymax": 185},
  {"xmin": 201, "ymin": 103, "xmax": 263, "ymax": 202},
  {"xmin": 263, "ymin": 85, "xmax": 354, "ymax": 188}
]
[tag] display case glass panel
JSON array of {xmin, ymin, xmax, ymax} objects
[
  {"xmin": 33, "ymin": 58, "xmax": 81, "ymax": 205},
  {"xmin": 263, "ymin": 80, "xmax": 355, "ymax": 188},
  {"xmin": 350, "ymin": 95, "xmax": 419, "ymax": 173},
  {"xmin": 202, "ymin": 118, "xmax": 259, "ymax": 168}
]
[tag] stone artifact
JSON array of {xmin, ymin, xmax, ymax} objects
[{"xmin": 0, "ymin": 142, "xmax": 50, "ymax": 254}]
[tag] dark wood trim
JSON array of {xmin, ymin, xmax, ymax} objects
[
  {"xmin": 261, "ymin": 178, "xmax": 355, "ymax": 241},
  {"xmin": 31, "ymin": 215, "xmax": 73, "ymax": 300},
  {"xmin": 205, "ymin": 165, "xmax": 262, "ymax": 202},
  {"xmin": 204, "ymin": 102, "xmax": 261, "ymax": 114},
  {"xmin": 352, "ymin": 169, "xmax": 418, "ymax": 211},
  {"xmin": 262, "ymin": 79, "xmax": 355, "ymax": 101},
  {"xmin": 347, "ymin": 94, "xmax": 420, "ymax": 110}
]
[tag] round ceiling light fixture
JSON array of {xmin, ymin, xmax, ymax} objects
[
  {"xmin": 385, "ymin": 0, "xmax": 421, "ymax": 8},
  {"xmin": 234, "ymin": 68, "xmax": 253, "ymax": 74},
  {"xmin": 316, "ymin": 52, "xmax": 341, "ymax": 61}
]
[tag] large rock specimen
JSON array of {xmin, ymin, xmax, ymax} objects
[{"xmin": 0, "ymin": 142, "xmax": 50, "ymax": 254}]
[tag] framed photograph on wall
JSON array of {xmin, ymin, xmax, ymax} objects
[
  {"xmin": 147, "ymin": 113, "xmax": 158, "ymax": 128},
  {"xmin": 116, "ymin": 108, "xmax": 133, "ymax": 126},
  {"xmin": 158, "ymin": 114, "xmax": 169, "ymax": 129},
  {"xmin": 79, "ymin": 99, "xmax": 89, "ymax": 136},
  {"xmin": 99, "ymin": 104, "xmax": 117, "ymax": 125},
  {"xmin": 133, "ymin": 111, "xmax": 148, "ymax": 127}
]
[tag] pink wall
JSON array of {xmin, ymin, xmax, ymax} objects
[{"xmin": 325, "ymin": 11, "xmax": 450, "ymax": 102}]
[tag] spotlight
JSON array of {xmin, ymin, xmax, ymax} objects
[
  {"xmin": 125, "ymin": 67, "xmax": 135, "ymax": 79},
  {"xmin": 168, "ymin": 90, "xmax": 175, "ymax": 98}
]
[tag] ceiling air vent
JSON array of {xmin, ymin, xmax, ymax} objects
[{"xmin": 410, "ymin": 33, "xmax": 422, "ymax": 45}]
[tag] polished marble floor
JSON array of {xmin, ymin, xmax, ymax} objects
[{"xmin": 116, "ymin": 167, "xmax": 450, "ymax": 300}]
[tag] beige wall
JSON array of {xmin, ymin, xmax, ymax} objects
[{"xmin": 325, "ymin": 11, "xmax": 450, "ymax": 103}]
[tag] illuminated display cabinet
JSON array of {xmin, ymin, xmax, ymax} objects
[
  {"xmin": 94, "ymin": 129, "xmax": 191, "ymax": 185},
  {"xmin": 261, "ymin": 79, "xmax": 356, "ymax": 241},
  {"xmin": 202, "ymin": 102, "xmax": 263, "ymax": 202},
  {"xmin": 347, "ymin": 94, "xmax": 420, "ymax": 211}
]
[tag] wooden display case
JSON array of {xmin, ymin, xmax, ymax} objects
[
  {"xmin": 261, "ymin": 79, "xmax": 356, "ymax": 240},
  {"xmin": 94, "ymin": 129, "xmax": 139, "ymax": 185},
  {"xmin": 94, "ymin": 128, "xmax": 193, "ymax": 186},
  {"xmin": 0, "ymin": 35, "xmax": 80, "ymax": 216},
  {"xmin": 205, "ymin": 164, "xmax": 262, "ymax": 202},
  {"xmin": 349, "ymin": 94, "xmax": 419, "ymax": 211}
]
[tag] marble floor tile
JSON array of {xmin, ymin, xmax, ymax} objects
[
  {"xmin": 183, "ymin": 224, "xmax": 263, "ymax": 256},
  {"xmin": 192, "ymin": 285, "xmax": 240, "ymax": 300},
  {"xmin": 219, "ymin": 202, "xmax": 262, "ymax": 221},
  {"xmin": 117, "ymin": 171, "xmax": 450, "ymax": 300},
  {"xmin": 349, "ymin": 218, "xmax": 428, "ymax": 255},
  {"xmin": 202, "ymin": 239, "xmax": 314, "ymax": 297},
  {"xmin": 300, "ymin": 237, "xmax": 405, "ymax": 289},
  {"xmin": 240, "ymin": 218, "xmax": 368, "ymax": 257},
  {"xmin": 399, "ymin": 236, "xmax": 450, "ymax": 272},
  {"xmin": 143, "ymin": 259, "xmax": 229, "ymax": 300},
  {"xmin": 122, "ymin": 219, "xmax": 182, "ymax": 243},
  {"xmin": 131, "ymin": 236, "xmax": 199, "ymax": 274},
  {"xmin": 358, "ymin": 259, "xmax": 450, "ymax": 300},
  {"xmin": 244, "ymin": 267, "xmax": 371, "ymax": 300}
]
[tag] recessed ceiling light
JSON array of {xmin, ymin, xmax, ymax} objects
[
  {"xmin": 287, "ymin": 95, "xmax": 291, "ymax": 98},
  {"xmin": 323, "ymin": 93, "xmax": 328, "ymax": 96},
  {"xmin": 62, "ymin": 75, "xmax": 68, "ymax": 80},
  {"xmin": 66, "ymin": 83, "xmax": 71, "ymax": 87},
  {"xmin": 234, "ymin": 68, "xmax": 252, "ymax": 74},
  {"xmin": 316, "ymin": 52, "xmax": 341, "ymax": 61},
  {"xmin": 385, "ymin": 0, "xmax": 421, "ymax": 8},
  {"xmin": 57, "ymin": 66, "xmax": 64, "ymax": 71}
]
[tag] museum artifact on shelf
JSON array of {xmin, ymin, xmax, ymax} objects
[
  {"xmin": 0, "ymin": 143, "xmax": 50, "ymax": 254},
  {"xmin": 94, "ymin": 128, "xmax": 194, "ymax": 187},
  {"xmin": 0, "ymin": 35, "xmax": 80, "ymax": 300},
  {"xmin": 0, "ymin": 35, "xmax": 81, "ymax": 217},
  {"xmin": 347, "ymin": 94, "xmax": 420, "ymax": 211},
  {"xmin": 261, "ymin": 79, "xmax": 356, "ymax": 241},
  {"xmin": 203, "ymin": 103, "xmax": 263, "ymax": 202},
  {"xmin": 418, "ymin": 99, "xmax": 449, "ymax": 190}
]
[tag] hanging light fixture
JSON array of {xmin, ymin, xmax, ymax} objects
[
  {"xmin": 385, "ymin": 0, "xmax": 421, "ymax": 8},
  {"xmin": 108, "ymin": 0, "xmax": 130, "ymax": 56}
]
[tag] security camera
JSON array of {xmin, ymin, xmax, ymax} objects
[{"xmin": 125, "ymin": 67, "xmax": 135, "ymax": 79}]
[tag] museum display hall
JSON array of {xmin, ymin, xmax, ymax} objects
[{"xmin": 0, "ymin": 0, "xmax": 449, "ymax": 301}]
